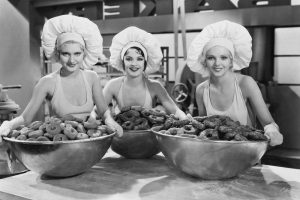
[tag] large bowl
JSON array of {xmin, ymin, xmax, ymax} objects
[
  {"xmin": 3, "ymin": 133, "xmax": 115, "ymax": 177},
  {"xmin": 152, "ymin": 128, "xmax": 268, "ymax": 179},
  {"xmin": 111, "ymin": 130, "xmax": 160, "ymax": 159}
]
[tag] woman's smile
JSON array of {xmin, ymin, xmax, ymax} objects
[{"xmin": 129, "ymin": 66, "xmax": 142, "ymax": 72}]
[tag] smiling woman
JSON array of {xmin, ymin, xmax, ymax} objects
[
  {"xmin": 0, "ymin": 15, "xmax": 123, "ymax": 141},
  {"xmin": 91, "ymin": 26, "xmax": 187, "ymax": 120},
  {"xmin": 187, "ymin": 20, "xmax": 283, "ymax": 146}
]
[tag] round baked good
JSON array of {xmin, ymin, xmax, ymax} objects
[
  {"xmin": 168, "ymin": 127, "xmax": 184, "ymax": 135},
  {"xmin": 133, "ymin": 118, "xmax": 149, "ymax": 130},
  {"xmin": 233, "ymin": 134, "xmax": 248, "ymax": 141},
  {"xmin": 147, "ymin": 115, "xmax": 165, "ymax": 124},
  {"xmin": 191, "ymin": 120, "xmax": 205, "ymax": 131},
  {"xmin": 89, "ymin": 130, "xmax": 102, "ymax": 138},
  {"xmin": 38, "ymin": 123, "xmax": 47, "ymax": 132},
  {"xmin": 122, "ymin": 121, "xmax": 135, "ymax": 130},
  {"xmin": 120, "ymin": 106, "xmax": 131, "ymax": 113},
  {"xmin": 77, "ymin": 123, "xmax": 86, "ymax": 133},
  {"xmin": 44, "ymin": 133, "xmax": 54, "ymax": 139},
  {"xmin": 53, "ymin": 134, "xmax": 68, "ymax": 141},
  {"xmin": 198, "ymin": 129, "xmax": 219, "ymax": 140},
  {"xmin": 63, "ymin": 124, "xmax": 78, "ymax": 140},
  {"xmin": 148, "ymin": 109, "xmax": 166, "ymax": 117},
  {"xmin": 46, "ymin": 122, "xmax": 62, "ymax": 136},
  {"xmin": 64, "ymin": 120, "xmax": 79, "ymax": 128},
  {"xmin": 16, "ymin": 135, "xmax": 27, "ymax": 140},
  {"xmin": 119, "ymin": 110, "xmax": 140, "ymax": 122},
  {"xmin": 10, "ymin": 130, "xmax": 21, "ymax": 138},
  {"xmin": 172, "ymin": 119, "xmax": 191, "ymax": 128},
  {"xmin": 28, "ymin": 130, "xmax": 44, "ymax": 138},
  {"xmin": 76, "ymin": 132, "xmax": 89, "ymax": 140},
  {"xmin": 28, "ymin": 121, "xmax": 43, "ymax": 130},
  {"xmin": 19, "ymin": 127, "xmax": 32, "ymax": 136},
  {"xmin": 36, "ymin": 136, "xmax": 51, "ymax": 141},
  {"xmin": 182, "ymin": 125, "xmax": 197, "ymax": 135}
]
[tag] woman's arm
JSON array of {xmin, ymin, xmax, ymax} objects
[
  {"xmin": 241, "ymin": 75, "xmax": 283, "ymax": 146},
  {"xmin": 91, "ymin": 73, "xmax": 123, "ymax": 136},
  {"xmin": 151, "ymin": 80, "xmax": 187, "ymax": 120},
  {"xmin": 22, "ymin": 77, "xmax": 53, "ymax": 125},
  {"xmin": 0, "ymin": 76, "xmax": 51, "ymax": 140},
  {"xmin": 103, "ymin": 78, "xmax": 118, "ymax": 107},
  {"xmin": 195, "ymin": 83, "xmax": 207, "ymax": 116},
  {"xmin": 91, "ymin": 73, "xmax": 109, "ymax": 116},
  {"xmin": 90, "ymin": 77, "xmax": 119, "ymax": 119},
  {"xmin": 241, "ymin": 76, "xmax": 274, "ymax": 126}
]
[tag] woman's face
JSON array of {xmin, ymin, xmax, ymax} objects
[
  {"xmin": 205, "ymin": 46, "xmax": 233, "ymax": 77},
  {"xmin": 123, "ymin": 48, "xmax": 146, "ymax": 77},
  {"xmin": 58, "ymin": 42, "xmax": 85, "ymax": 72}
]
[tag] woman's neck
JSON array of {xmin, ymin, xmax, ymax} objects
[
  {"xmin": 124, "ymin": 74, "xmax": 144, "ymax": 87},
  {"xmin": 60, "ymin": 67, "xmax": 81, "ymax": 78},
  {"xmin": 210, "ymin": 71, "xmax": 235, "ymax": 89}
]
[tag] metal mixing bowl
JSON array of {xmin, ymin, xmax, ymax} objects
[
  {"xmin": 111, "ymin": 130, "xmax": 160, "ymax": 159},
  {"xmin": 152, "ymin": 128, "xmax": 268, "ymax": 179},
  {"xmin": 3, "ymin": 133, "xmax": 115, "ymax": 177}
]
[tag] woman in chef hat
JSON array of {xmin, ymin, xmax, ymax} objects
[
  {"xmin": 92, "ymin": 26, "xmax": 187, "ymax": 120},
  {"xmin": 187, "ymin": 20, "xmax": 282, "ymax": 146},
  {"xmin": 0, "ymin": 14, "xmax": 123, "ymax": 140}
]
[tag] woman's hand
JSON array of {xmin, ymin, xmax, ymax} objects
[
  {"xmin": 264, "ymin": 123, "xmax": 283, "ymax": 146},
  {"xmin": 103, "ymin": 109, "xmax": 123, "ymax": 137},
  {"xmin": 0, "ymin": 121, "xmax": 13, "ymax": 142},
  {"xmin": 0, "ymin": 116, "xmax": 25, "ymax": 142},
  {"xmin": 105, "ymin": 117, "xmax": 123, "ymax": 137}
]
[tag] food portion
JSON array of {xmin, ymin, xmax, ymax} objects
[
  {"xmin": 6, "ymin": 116, "xmax": 114, "ymax": 141},
  {"xmin": 156, "ymin": 115, "xmax": 268, "ymax": 142},
  {"xmin": 114, "ymin": 106, "xmax": 167, "ymax": 131}
]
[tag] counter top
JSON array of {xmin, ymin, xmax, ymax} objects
[{"xmin": 0, "ymin": 149, "xmax": 300, "ymax": 200}]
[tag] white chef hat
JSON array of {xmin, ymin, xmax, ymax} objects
[
  {"xmin": 109, "ymin": 26, "xmax": 163, "ymax": 74},
  {"xmin": 41, "ymin": 14, "xmax": 104, "ymax": 69},
  {"xmin": 187, "ymin": 20, "xmax": 252, "ymax": 77}
]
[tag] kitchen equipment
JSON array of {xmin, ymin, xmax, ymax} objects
[
  {"xmin": 2, "ymin": 85, "xmax": 22, "ymax": 90},
  {"xmin": 152, "ymin": 127, "xmax": 268, "ymax": 179},
  {"xmin": 3, "ymin": 133, "xmax": 115, "ymax": 177},
  {"xmin": 111, "ymin": 130, "xmax": 160, "ymax": 159},
  {"xmin": 0, "ymin": 84, "xmax": 27, "ymax": 176}
]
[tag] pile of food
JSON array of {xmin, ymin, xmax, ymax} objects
[
  {"xmin": 6, "ymin": 116, "xmax": 114, "ymax": 141},
  {"xmin": 155, "ymin": 115, "xmax": 268, "ymax": 142},
  {"xmin": 114, "ymin": 106, "xmax": 167, "ymax": 130}
]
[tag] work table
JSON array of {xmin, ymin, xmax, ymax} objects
[{"xmin": 0, "ymin": 149, "xmax": 299, "ymax": 200}]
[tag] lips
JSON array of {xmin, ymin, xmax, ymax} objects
[
  {"xmin": 213, "ymin": 67, "xmax": 223, "ymax": 72},
  {"xmin": 67, "ymin": 64, "xmax": 77, "ymax": 68},
  {"xmin": 129, "ymin": 67, "xmax": 140, "ymax": 72}
]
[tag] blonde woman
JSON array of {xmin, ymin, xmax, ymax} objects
[
  {"xmin": 187, "ymin": 20, "xmax": 282, "ymax": 146},
  {"xmin": 0, "ymin": 15, "xmax": 123, "ymax": 141}
]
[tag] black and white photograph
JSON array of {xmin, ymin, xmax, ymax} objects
[{"xmin": 0, "ymin": 0, "xmax": 299, "ymax": 199}]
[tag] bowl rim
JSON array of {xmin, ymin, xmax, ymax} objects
[
  {"xmin": 123, "ymin": 129, "xmax": 152, "ymax": 133},
  {"xmin": 151, "ymin": 128, "xmax": 269, "ymax": 145},
  {"xmin": 3, "ymin": 132, "xmax": 115, "ymax": 145}
]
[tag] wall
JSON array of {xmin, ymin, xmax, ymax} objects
[{"xmin": 0, "ymin": 0, "xmax": 42, "ymax": 120}]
